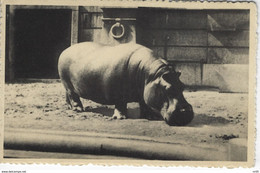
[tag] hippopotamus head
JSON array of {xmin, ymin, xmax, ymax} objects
[{"xmin": 143, "ymin": 71, "xmax": 194, "ymax": 126}]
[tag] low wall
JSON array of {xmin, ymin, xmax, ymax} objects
[{"xmin": 5, "ymin": 128, "xmax": 229, "ymax": 161}]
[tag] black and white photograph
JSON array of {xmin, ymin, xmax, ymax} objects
[{"xmin": 0, "ymin": 0, "xmax": 257, "ymax": 167}]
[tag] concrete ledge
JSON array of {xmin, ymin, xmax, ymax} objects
[
  {"xmin": 4, "ymin": 149, "xmax": 137, "ymax": 159},
  {"xmin": 7, "ymin": 78, "xmax": 61, "ymax": 83},
  {"xmin": 4, "ymin": 128, "xmax": 229, "ymax": 160},
  {"xmin": 228, "ymin": 138, "xmax": 247, "ymax": 161}
]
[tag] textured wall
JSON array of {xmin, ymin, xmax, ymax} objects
[
  {"xmin": 5, "ymin": 7, "xmax": 250, "ymax": 92},
  {"xmin": 137, "ymin": 9, "xmax": 249, "ymax": 92},
  {"xmin": 76, "ymin": 8, "xmax": 250, "ymax": 92}
]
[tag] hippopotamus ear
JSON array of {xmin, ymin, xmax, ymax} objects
[
  {"xmin": 161, "ymin": 72, "xmax": 181, "ymax": 89},
  {"xmin": 161, "ymin": 73, "xmax": 172, "ymax": 90},
  {"xmin": 176, "ymin": 71, "xmax": 181, "ymax": 78}
]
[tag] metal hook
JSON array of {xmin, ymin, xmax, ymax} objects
[{"xmin": 110, "ymin": 22, "xmax": 125, "ymax": 39}]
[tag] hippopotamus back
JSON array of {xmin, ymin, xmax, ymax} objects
[{"xmin": 58, "ymin": 42, "xmax": 160, "ymax": 104}]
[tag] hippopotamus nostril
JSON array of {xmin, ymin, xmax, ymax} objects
[
  {"xmin": 179, "ymin": 104, "xmax": 193, "ymax": 112},
  {"xmin": 179, "ymin": 108, "xmax": 186, "ymax": 112}
]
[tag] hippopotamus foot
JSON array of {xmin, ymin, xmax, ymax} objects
[
  {"xmin": 112, "ymin": 109, "xmax": 126, "ymax": 119},
  {"xmin": 66, "ymin": 91, "xmax": 83, "ymax": 112},
  {"xmin": 72, "ymin": 103, "xmax": 84, "ymax": 112},
  {"xmin": 111, "ymin": 103, "xmax": 127, "ymax": 119}
]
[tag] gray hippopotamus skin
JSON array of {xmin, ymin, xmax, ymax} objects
[{"xmin": 58, "ymin": 42, "xmax": 193, "ymax": 126}]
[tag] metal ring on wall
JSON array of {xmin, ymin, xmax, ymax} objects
[{"xmin": 110, "ymin": 22, "xmax": 125, "ymax": 39}]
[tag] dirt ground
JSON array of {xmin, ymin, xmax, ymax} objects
[{"xmin": 4, "ymin": 81, "xmax": 248, "ymax": 151}]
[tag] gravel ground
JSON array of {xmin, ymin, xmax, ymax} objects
[{"xmin": 4, "ymin": 81, "xmax": 248, "ymax": 150}]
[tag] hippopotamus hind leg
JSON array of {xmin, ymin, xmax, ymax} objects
[
  {"xmin": 112, "ymin": 102, "xmax": 127, "ymax": 119},
  {"xmin": 66, "ymin": 90, "xmax": 83, "ymax": 112},
  {"xmin": 66, "ymin": 92, "xmax": 72, "ymax": 109}
]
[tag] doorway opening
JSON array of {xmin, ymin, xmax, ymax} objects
[{"xmin": 13, "ymin": 9, "xmax": 72, "ymax": 78}]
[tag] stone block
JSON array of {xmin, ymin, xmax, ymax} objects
[{"xmin": 203, "ymin": 64, "xmax": 248, "ymax": 92}]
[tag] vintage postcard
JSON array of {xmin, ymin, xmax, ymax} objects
[{"xmin": 0, "ymin": 0, "xmax": 257, "ymax": 168}]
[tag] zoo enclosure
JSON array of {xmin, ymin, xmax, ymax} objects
[{"xmin": 5, "ymin": 6, "xmax": 249, "ymax": 92}]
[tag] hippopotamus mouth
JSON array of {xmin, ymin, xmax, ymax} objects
[{"xmin": 163, "ymin": 103, "xmax": 194, "ymax": 126}]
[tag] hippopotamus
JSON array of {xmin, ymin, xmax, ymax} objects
[{"xmin": 58, "ymin": 42, "xmax": 193, "ymax": 126}]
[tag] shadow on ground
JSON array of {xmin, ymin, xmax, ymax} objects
[
  {"xmin": 85, "ymin": 107, "xmax": 141, "ymax": 119},
  {"xmin": 85, "ymin": 107, "xmax": 230, "ymax": 126},
  {"xmin": 188, "ymin": 114, "xmax": 230, "ymax": 127}
]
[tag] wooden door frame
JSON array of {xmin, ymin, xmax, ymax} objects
[{"xmin": 5, "ymin": 5, "xmax": 79, "ymax": 81}]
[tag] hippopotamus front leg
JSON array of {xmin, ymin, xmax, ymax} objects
[
  {"xmin": 66, "ymin": 90, "xmax": 83, "ymax": 112},
  {"xmin": 139, "ymin": 101, "xmax": 161, "ymax": 120},
  {"xmin": 112, "ymin": 102, "xmax": 127, "ymax": 119}
]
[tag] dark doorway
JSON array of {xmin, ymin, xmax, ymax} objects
[{"xmin": 13, "ymin": 9, "xmax": 71, "ymax": 78}]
